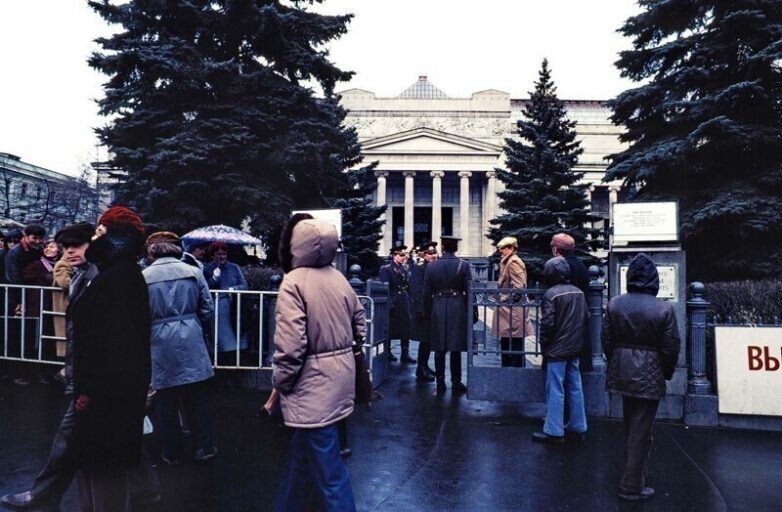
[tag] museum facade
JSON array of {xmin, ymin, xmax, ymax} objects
[{"xmin": 340, "ymin": 76, "xmax": 625, "ymax": 258}]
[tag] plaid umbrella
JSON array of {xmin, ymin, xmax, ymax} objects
[{"xmin": 181, "ymin": 224, "xmax": 262, "ymax": 246}]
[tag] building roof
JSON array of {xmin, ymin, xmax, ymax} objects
[{"xmin": 397, "ymin": 76, "xmax": 449, "ymax": 99}]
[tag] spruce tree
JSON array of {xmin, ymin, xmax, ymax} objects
[
  {"xmin": 607, "ymin": 0, "xmax": 782, "ymax": 281},
  {"xmin": 489, "ymin": 59, "xmax": 601, "ymax": 280},
  {"xmin": 332, "ymin": 161, "xmax": 386, "ymax": 279},
  {"xmin": 88, "ymin": 0, "xmax": 358, "ymax": 243}
]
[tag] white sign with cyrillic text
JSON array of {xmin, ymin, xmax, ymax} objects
[
  {"xmin": 613, "ymin": 202, "xmax": 678, "ymax": 244},
  {"xmin": 619, "ymin": 265, "xmax": 677, "ymax": 300},
  {"xmin": 715, "ymin": 326, "xmax": 782, "ymax": 416}
]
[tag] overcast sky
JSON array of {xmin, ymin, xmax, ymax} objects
[{"xmin": 0, "ymin": 0, "xmax": 641, "ymax": 176}]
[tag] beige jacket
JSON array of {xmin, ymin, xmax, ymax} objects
[
  {"xmin": 272, "ymin": 219, "xmax": 366, "ymax": 428},
  {"xmin": 492, "ymin": 252, "xmax": 534, "ymax": 338},
  {"xmin": 52, "ymin": 259, "xmax": 72, "ymax": 357}
]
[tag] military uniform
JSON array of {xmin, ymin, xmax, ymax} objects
[
  {"xmin": 423, "ymin": 236, "xmax": 472, "ymax": 393},
  {"xmin": 409, "ymin": 242, "xmax": 438, "ymax": 381},
  {"xmin": 378, "ymin": 246, "xmax": 415, "ymax": 363}
]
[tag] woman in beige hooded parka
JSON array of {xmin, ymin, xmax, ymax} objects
[{"xmin": 272, "ymin": 215, "xmax": 365, "ymax": 512}]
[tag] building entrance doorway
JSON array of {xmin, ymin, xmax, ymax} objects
[{"xmin": 392, "ymin": 207, "xmax": 453, "ymax": 249}]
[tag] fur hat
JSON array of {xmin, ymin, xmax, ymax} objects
[
  {"xmin": 551, "ymin": 233, "xmax": 575, "ymax": 251},
  {"xmin": 145, "ymin": 231, "xmax": 181, "ymax": 247},
  {"xmin": 98, "ymin": 206, "xmax": 144, "ymax": 236}
]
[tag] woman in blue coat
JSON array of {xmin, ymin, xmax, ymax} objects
[
  {"xmin": 143, "ymin": 232, "xmax": 216, "ymax": 464},
  {"xmin": 202, "ymin": 242, "xmax": 248, "ymax": 359}
]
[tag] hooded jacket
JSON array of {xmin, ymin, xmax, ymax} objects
[
  {"xmin": 539, "ymin": 257, "xmax": 588, "ymax": 361},
  {"xmin": 602, "ymin": 253, "xmax": 680, "ymax": 400},
  {"xmin": 272, "ymin": 219, "xmax": 366, "ymax": 428}
]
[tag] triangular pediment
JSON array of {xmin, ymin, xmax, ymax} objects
[{"xmin": 361, "ymin": 127, "xmax": 502, "ymax": 155}]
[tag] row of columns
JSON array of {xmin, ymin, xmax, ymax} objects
[{"xmin": 375, "ymin": 170, "xmax": 499, "ymax": 256}]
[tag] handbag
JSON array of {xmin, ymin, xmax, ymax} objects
[{"xmin": 353, "ymin": 342, "xmax": 375, "ymax": 405}]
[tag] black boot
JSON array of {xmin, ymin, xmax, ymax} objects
[
  {"xmin": 435, "ymin": 379, "xmax": 447, "ymax": 394},
  {"xmin": 416, "ymin": 364, "xmax": 435, "ymax": 382},
  {"xmin": 400, "ymin": 340, "xmax": 416, "ymax": 364}
]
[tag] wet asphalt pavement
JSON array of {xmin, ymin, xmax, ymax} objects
[{"xmin": 1, "ymin": 357, "xmax": 781, "ymax": 512}]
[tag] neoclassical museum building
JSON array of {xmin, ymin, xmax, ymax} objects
[{"xmin": 340, "ymin": 76, "xmax": 626, "ymax": 258}]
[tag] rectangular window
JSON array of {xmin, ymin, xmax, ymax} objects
[{"xmin": 20, "ymin": 183, "xmax": 27, "ymax": 198}]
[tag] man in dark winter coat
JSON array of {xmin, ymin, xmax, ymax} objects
[
  {"xmin": 409, "ymin": 241, "xmax": 438, "ymax": 382},
  {"xmin": 378, "ymin": 244, "xmax": 415, "ymax": 363},
  {"xmin": 551, "ymin": 233, "xmax": 591, "ymax": 372},
  {"xmin": 423, "ymin": 236, "xmax": 472, "ymax": 394},
  {"xmin": 69, "ymin": 207, "xmax": 151, "ymax": 512},
  {"xmin": 602, "ymin": 253, "xmax": 680, "ymax": 502},
  {"xmin": 532, "ymin": 257, "xmax": 588, "ymax": 444}
]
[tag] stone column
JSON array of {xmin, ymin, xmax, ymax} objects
[
  {"xmin": 485, "ymin": 171, "xmax": 497, "ymax": 254},
  {"xmin": 608, "ymin": 185, "xmax": 621, "ymax": 245},
  {"xmin": 403, "ymin": 171, "xmax": 416, "ymax": 249},
  {"xmin": 375, "ymin": 171, "xmax": 389, "ymax": 254},
  {"xmin": 458, "ymin": 171, "xmax": 472, "ymax": 255},
  {"xmin": 430, "ymin": 171, "xmax": 444, "ymax": 244}
]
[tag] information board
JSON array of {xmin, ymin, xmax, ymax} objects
[
  {"xmin": 613, "ymin": 202, "xmax": 678, "ymax": 244},
  {"xmin": 291, "ymin": 209, "xmax": 343, "ymax": 241},
  {"xmin": 715, "ymin": 326, "xmax": 782, "ymax": 416},
  {"xmin": 619, "ymin": 265, "xmax": 677, "ymax": 300}
]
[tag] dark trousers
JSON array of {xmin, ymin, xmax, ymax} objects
[
  {"xmin": 434, "ymin": 351, "xmax": 462, "ymax": 384},
  {"xmin": 77, "ymin": 468, "xmax": 129, "ymax": 512},
  {"xmin": 274, "ymin": 424, "xmax": 356, "ymax": 512},
  {"xmin": 29, "ymin": 400, "xmax": 159, "ymax": 507},
  {"xmin": 157, "ymin": 380, "xmax": 215, "ymax": 460},
  {"xmin": 400, "ymin": 338, "xmax": 410, "ymax": 355},
  {"xmin": 417, "ymin": 341, "xmax": 431, "ymax": 367},
  {"xmin": 620, "ymin": 397, "xmax": 660, "ymax": 493},
  {"xmin": 500, "ymin": 337, "xmax": 525, "ymax": 367}
]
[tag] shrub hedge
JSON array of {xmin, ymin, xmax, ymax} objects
[{"xmin": 703, "ymin": 279, "xmax": 782, "ymax": 324}]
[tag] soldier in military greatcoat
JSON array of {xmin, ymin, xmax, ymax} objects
[
  {"xmin": 423, "ymin": 236, "xmax": 472, "ymax": 394},
  {"xmin": 409, "ymin": 241, "xmax": 438, "ymax": 382},
  {"xmin": 378, "ymin": 244, "xmax": 416, "ymax": 363}
]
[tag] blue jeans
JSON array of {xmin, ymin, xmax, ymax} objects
[
  {"xmin": 274, "ymin": 424, "xmax": 356, "ymax": 512},
  {"xmin": 543, "ymin": 358, "xmax": 587, "ymax": 437}
]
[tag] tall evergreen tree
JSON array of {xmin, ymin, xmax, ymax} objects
[
  {"xmin": 607, "ymin": 0, "xmax": 782, "ymax": 281},
  {"xmin": 88, "ymin": 0, "xmax": 358, "ymax": 243},
  {"xmin": 332, "ymin": 161, "xmax": 386, "ymax": 279},
  {"xmin": 489, "ymin": 59, "xmax": 601, "ymax": 280}
]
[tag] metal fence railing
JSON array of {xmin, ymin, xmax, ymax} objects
[
  {"xmin": 469, "ymin": 282, "xmax": 547, "ymax": 369},
  {"xmin": 0, "ymin": 284, "xmax": 382, "ymax": 378}
]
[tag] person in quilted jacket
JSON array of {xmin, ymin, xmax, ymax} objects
[{"xmin": 602, "ymin": 253, "xmax": 680, "ymax": 502}]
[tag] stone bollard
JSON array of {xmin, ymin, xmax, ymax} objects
[
  {"xmin": 687, "ymin": 282, "xmax": 712, "ymax": 394},
  {"xmin": 348, "ymin": 264, "xmax": 366, "ymax": 295},
  {"xmin": 270, "ymin": 273, "xmax": 282, "ymax": 291},
  {"xmin": 587, "ymin": 265, "xmax": 606, "ymax": 371}
]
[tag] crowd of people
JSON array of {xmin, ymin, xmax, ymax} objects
[{"xmin": 0, "ymin": 207, "xmax": 681, "ymax": 509}]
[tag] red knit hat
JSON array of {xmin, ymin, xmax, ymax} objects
[{"xmin": 98, "ymin": 206, "xmax": 145, "ymax": 236}]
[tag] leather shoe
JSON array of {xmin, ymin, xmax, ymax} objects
[
  {"xmin": 0, "ymin": 491, "xmax": 57, "ymax": 511},
  {"xmin": 618, "ymin": 487, "xmax": 655, "ymax": 501},
  {"xmin": 423, "ymin": 366, "xmax": 436, "ymax": 378},
  {"xmin": 388, "ymin": 352, "xmax": 398, "ymax": 362},
  {"xmin": 416, "ymin": 367, "xmax": 435, "ymax": 382},
  {"xmin": 401, "ymin": 353, "xmax": 417, "ymax": 364},
  {"xmin": 451, "ymin": 382, "xmax": 468, "ymax": 394},
  {"xmin": 435, "ymin": 380, "xmax": 447, "ymax": 394},
  {"xmin": 194, "ymin": 447, "xmax": 218, "ymax": 462},
  {"xmin": 531, "ymin": 431, "xmax": 565, "ymax": 444}
]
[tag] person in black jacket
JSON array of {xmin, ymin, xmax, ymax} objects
[
  {"xmin": 69, "ymin": 207, "xmax": 151, "ymax": 512},
  {"xmin": 602, "ymin": 253, "xmax": 680, "ymax": 502},
  {"xmin": 551, "ymin": 233, "xmax": 592, "ymax": 373},
  {"xmin": 532, "ymin": 257, "xmax": 588, "ymax": 444}
]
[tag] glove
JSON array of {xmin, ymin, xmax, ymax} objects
[
  {"xmin": 74, "ymin": 394, "xmax": 91, "ymax": 412},
  {"xmin": 212, "ymin": 267, "xmax": 221, "ymax": 279}
]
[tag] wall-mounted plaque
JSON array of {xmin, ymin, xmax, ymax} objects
[
  {"xmin": 613, "ymin": 202, "xmax": 678, "ymax": 245},
  {"xmin": 619, "ymin": 265, "xmax": 677, "ymax": 300}
]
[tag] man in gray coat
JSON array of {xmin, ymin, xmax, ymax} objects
[{"xmin": 423, "ymin": 235, "xmax": 472, "ymax": 394}]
